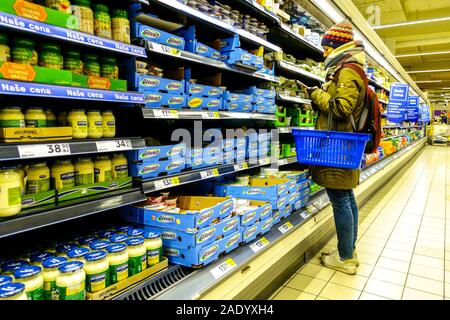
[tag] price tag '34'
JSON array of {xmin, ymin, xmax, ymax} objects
[{"xmin": 96, "ymin": 140, "xmax": 132, "ymax": 152}]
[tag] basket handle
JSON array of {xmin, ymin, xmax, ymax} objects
[{"xmin": 327, "ymin": 99, "xmax": 335, "ymax": 131}]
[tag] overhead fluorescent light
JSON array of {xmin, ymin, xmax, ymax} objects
[
  {"xmin": 407, "ymin": 69, "xmax": 450, "ymax": 74},
  {"xmin": 415, "ymin": 80, "xmax": 443, "ymax": 83},
  {"xmin": 373, "ymin": 16, "xmax": 450, "ymax": 29},
  {"xmin": 310, "ymin": 0, "xmax": 345, "ymax": 22},
  {"xmin": 395, "ymin": 50, "xmax": 450, "ymax": 58}
]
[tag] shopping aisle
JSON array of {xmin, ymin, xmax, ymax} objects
[{"xmin": 270, "ymin": 145, "xmax": 450, "ymax": 300}]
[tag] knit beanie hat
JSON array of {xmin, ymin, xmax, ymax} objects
[{"xmin": 321, "ymin": 20, "xmax": 354, "ymax": 49}]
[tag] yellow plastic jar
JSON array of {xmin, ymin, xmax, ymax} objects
[
  {"xmin": 26, "ymin": 162, "xmax": 51, "ymax": 194},
  {"xmin": 15, "ymin": 165, "xmax": 25, "ymax": 194},
  {"xmin": 0, "ymin": 33, "xmax": 11, "ymax": 62},
  {"xmin": 67, "ymin": 109, "xmax": 88, "ymax": 139},
  {"xmin": 106, "ymin": 244, "xmax": 128, "ymax": 284},
  {"xmin": 87, "ymin": 110, "xmax": 103, "ymax": 139},
  {"xmin": 55, "ymin": 243, "xmax": 78, "ymax": 258},
  {"xmin": 44, "ymin": 109, "xmax": 57, "ymax": 127},
  {"xmin": 29, "ymin": 252, "xmax": 54, "ymax": 267},
  {"xmin": 57, "ymin": 111, "xmax": 68, "ymax": 126},
  {"xmin": 126, "ymin": 237, "xmax": 147, "ymax": 276},
  {"xmin": 0, "ymin": 283, "xmax": 27, "ymax": 300},
  {"xmin": 42, "ymin": 257, "xmax": 67, "ymax": 300},
  {"xmin": 94, "ymin": 155, "xmax": 112, "ymax": 183},
  {"xmin": 0, "ymin": 107, "xmax": 25, "ymax": 128},
  {"xmin": 25, "ymin": 107, "xmax": 47, "ymax": 128},
  {"xmin": 89, "ymin": 240, "xmax": 110, "ymax": 251},
  {"xmin": 109, "ymin": 234, "xmax": 127, "ymax": 244},
  {"xmin": 111, "ymin": 153, "xmax": 128, "ymax": 179},
  {"xmin": 51, "ymin": 160, "xmax": 75, "ymax": 190},
  {"xmin": 112, "ymin": 9, "xmax": 131, "ymax": 44},
  {"xmin": 143, "ymin": 231, "xmax": 163, "ymax": 267},
  {"xmin": 14, "ymin": 265, "xmax": 44, "ymax": 300},
  {"xmin": 56, "ymin": 261, "xmax": 86, "ymax": 300},
  {"xmin": 74, "ymin": 158, "xmax": 94, "ymax": 186},
  {"xmin": 0, "ymin": 166, "xmax": 22, "ymax": 218},
  {"xmin": 101, "ymin": 110, "xmax": 115, "ymax": 138},
  {"xmin": 84, "ymin": 251, "xmax": 110, "ymax": 293}
]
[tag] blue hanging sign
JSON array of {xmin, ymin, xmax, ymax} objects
[
  {"xmin": 0, "ymin": 80, "xmax": 145, "ymax": 104},
  {"xmin": 406, "ymin": 96, "xmax": 419, "ymax": 121},
  {"xmin": 420, "ymin": 104, "xmax": 431, "ymax": 123},
  {"xmin": 387, "ymin": 83, "xmax": 409, "ymax": 123},
  {"xmin": 0, "ymin": 12, "xmax": 147, "ymax": 57}
]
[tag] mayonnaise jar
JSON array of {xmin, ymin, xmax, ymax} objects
[
  {"xmin": 67, "ymin": 109, "xmax": 88, "ymax": 139},
  {"xmin": 74, "ymin": 158, "xmax": 94, "ymax": 186},
  {"xmin": 56, "ymin": 261, "xmax": 86, "ymax": 300},
  {"xmin": 14, "ymin": 265, "xmax": 44, "ymax": 300},
  {"xmin": 42, "ymin": 257, "xmax": 67, "ymax": 300},
  {"xmin": 51, "ymin": 160, "xmax": 75, "ymax": 190},
  {"xmin": 94, "ymin": 155, "xmax": 112, "ymax": 182},
  {"xmin": 111, "ymin": 153, "xmax": 129, "ymax": 179},
  {"xmin": 89, "ymin": 240, "xmax": 110, "ymax": 251},
  {"xmin": 26, "ymin": 162, "xmax": 51, "ymax": 194},
  {"xmin": 109, "ymin": 234, "xmax": 127, "ymax": 244},
  {"xmin": 2, "ymin": 260, "xmax": 28, "ymax": 275},
  {"xmin": 143, "ymin": 231, "xmax": 163, "ymax": 267},
  {"xmin": 0, "ymin": 283, "xmax": 27, "ymax": 300},
  {"xmin": 126, "ymin": 237, "xmax": 147, "ymax": 276},
  {"xmin": 29, "ymin": 252, "xmax": 54, "ymax": 266},
  {"xmin": 0, "ymin": 275, "xmax": 12, "ymax": 286},
  {"xmin": 78, "ymin": 236, "xmax": 97, "ymax": 249},
  {"xmin": 0, "ymin": 166, "xmax": 22, "ymax": 217},
  {"xmin": 84, "ymin": 251, "xmax": 110, "ymax": 292},
  {"xmin": 127, "ymin": 228, "xmax": 144, "ymax": 237},
  {"xmin": 106, "ymin": 244, "xmax": 128, "ymax": 284},
  {"xmin": 87, "ymin": 110, "xmax": 103, "ymax": 139},
  {"xmin": 114, "ymin": 225, "xmax": 132, "ymax": 235},
  {"xmin": 101, "ymin": 110, "xmax": 115, "ymax": 138},
  {"xmin": 97, "ymin": 230, "xmax": 115, "ymax": 241},
  {"xmin": 55, "ymin": 243, "xmax": 78, "ymax": 258},
  {"xmin": 67, "ymin": 247, "xmax": 90, "ymax": 263}
]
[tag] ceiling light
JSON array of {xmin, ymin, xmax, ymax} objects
[
  {"xmin": 415, "ymin": 80, "xmax": 443, "ymax": 83},
  {"xmin": 407, "ymin": 69, "xmax": 450, "ymax": 74},
  {"xmin": 395, "ymin": 51, "xmax": 450, "ymax": 58},
  {"xmin": 310, "ymin": 0, "xmax": 345, "ymax": 23},
  {"xmin": 372, "ymin": 16, "xmax": 450, "ymax": 29}
]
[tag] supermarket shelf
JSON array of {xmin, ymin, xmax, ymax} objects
[
  {"xmin": 379, "ymin": 99, "xmax": 388, "ymax": 105},
  {"xmin": 275, "ymin": 24, "xmax": 324, "ymax": 58},
  {"xmin": 0, "ymin": 138, "xmax": 146, "ymax": 162},
  {"xmin": 238, "ymin": 0, "xmax": 281, "ymax": 24},
  {"xmin": 0, "ymin": 12, "xmax": 147, "ymax": 58},
  {"xmin": 141, "ymin": 108, "xmax": 277, "ymax": 120},
  {"xmin": 381, "ymin": 134, "xmax": 406, "ymax": 141},
  {"xmin": 0, "ymin": 188, "xmax": 146, "ymax": 239},
  {"xmin": 151, "ymin": 0, "xmax": 281, "ymax": 52},
  {"xmin": 141, "ymin": 156, "xmax": 296, "ymax": 193},
  {"xmin": 369, "ymin": 79, "xmax": 390, "ymax": 92},
  {"xmin": 276, "ymin": 61, "xmax": 324, "ymax": 83},
  {"xmin": 278, "ymin": 126, "xmax": 315, "ymax": 134},
  {"xmin": 383, "ymin": 125, "xmax": 424, "ymax": 129},
  {"xmin": 277, "ymin": 93, "xmax": 311, "ymax": 105},
  {"xmin": 0, "ymin": 80, "xmax": 145, "ymax": 104},
  {"xmin": 144, "ymin": 41, "xmax": 280, "ymax": 83}
]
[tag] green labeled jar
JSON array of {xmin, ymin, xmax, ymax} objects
[
  {"xmin": 44, "ymin": 109, "xmax": 57, "ymax": 127},
  {"xmin": 25, "ymin": 107, "xmax": 47, "ymax": 128},
  {"xmin": 101, "ymin": 56, "xmax": 119, "ymax": 79},
  {"xmin": 74, "ymin": 157, "xmax": 94, "ymax": 186},
  {"xmin": 26, "ymin": 162, "xmax": 51, "ymax": 194},
  {"xmin": 56, "ymin": 261, "xmax": 86, "ymax": 300},
  {"xmin": 0, "ymin": 107, "xmax": 25, "ymax": 128},
  {"xmin": 51, "ymin": 160, "xmax": 75, "ymax": 190},
  {"xmin": 39, "ymin": 43, "xmax": 63, "ymax": 70},
  {"xmin": 0, "ymin": 33, "xmax": 11, "ymax": 62},
  {"xmin": 64, "ymin": 50, "xmax": 83, "ymax": 74},
  {"xmin": 112, "ymin": 9, "xmax": 130, "ymax": 44},
  {"xmin": 83, "ymin": 54, "xmax": 100, "ymax": 76},
  {"xmin": 106, "ymin": 244, "xmax": 128, "ymax": 284},
  {"xmin": 71, "ymin": 0, "xmax": 94, "ymax": 34},
  {"xmin": 14, "ymin": 266, "xmax": 44, "ymax": 300},
  {"xmin": 84, "ymin": 251, "xmax": 110, "ymax": 292},
  {"xmin": 42, "ymin": 257, "xmax": 67, "ymax": 300},
  {"xmin": 12, "ymin": 38, "xmax": 38, "ymax": 66},
  {"xmin": 126, "ymin": 237, "xmax": 147, "ymax": 276},
  {"xmin": 93, "ymin": 3, "xmax": 112, "ymax": 39}
]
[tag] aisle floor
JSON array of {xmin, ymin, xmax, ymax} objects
[{"xmin": 270, "ymin": 145, "xmax": 450, "ymax": 300}]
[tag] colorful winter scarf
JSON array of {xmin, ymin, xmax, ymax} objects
[{"xmin": 324, "ymin": 40, "xmax": 366, "ymax": 79}]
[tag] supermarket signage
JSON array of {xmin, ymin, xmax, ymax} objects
[
  {"xmin": 0, "ymin": 12, "xmax": 147, "ymax": 57},
  {"xmin": 18, "ymin": 143, "xmax": 71, "ymax": 158},
  {"xmin": 406, "ymin": 96, "xmax": 420, "ymax": 121},
  {"xmin": 420, "ymin": 104, "xmax": 431, "ymax": 123},
  {"xmin": 387, "ymin": 83, "xmax": 410, "ymax": 123},
  {"xmin": 0, "ymin": 80, "xmax": 144, "ymax": 103}
]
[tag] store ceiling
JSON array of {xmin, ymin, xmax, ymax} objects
[{"xmin": 353, "ymin": 0, "xmax": 450, "ymax": 100}]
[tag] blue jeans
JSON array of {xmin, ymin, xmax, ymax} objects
[{"xmin": 326, "ymin": 188, "xmax": 358, "ymax": 260}]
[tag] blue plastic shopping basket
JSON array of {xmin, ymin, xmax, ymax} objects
[{"xmin": 292, "ymin": 129, "xmax": 371, "ymax": 169}]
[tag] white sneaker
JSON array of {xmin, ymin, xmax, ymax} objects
[
  {"xmin": 321, "ymin": 248, "xmax": 359, "ymax": 266},
  {"xmin": 320, "ymin": 251, "xmax": 357, "ymax": 275}
]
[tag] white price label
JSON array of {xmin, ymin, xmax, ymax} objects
[
  {"xmin": 279, "ymin": 127, "xmax": 290, "ymax": 134},
  {"xmin": 154, "ymin": 177, "xmax": 180, "ymax": 191},
  {"xmin": 278, "ymin": 222, "xmax": 293, "ymax": 234},
  {"xmin": 18, "ymin": 143, "xmax": 71, "ymax": 159},
  {"xmin": 252, "ymin": 0, "xmax": 265, "ymax": 11},
  {"xmin": 210, "ymin": 258, "xmax": 236, "ymax": 280},
  {"xmin": 258, "ymin": 157, "xmax": 271, "ymax": 165},
  {"xmin": 250, "ymin": 237, "xmax": 270, "ymax": 253},
  {"xmin": 153, "ymin": 109, "xmax": 179, "ymax": 119},
  {"xmin": 279, "ymin": 159, "xmax": 289, "ymax": 166},
  {"xmin": 200, "ymin": 168, "xmax": 219, "ymax": 179},
  {"xmin": 96, "ymin": 140, "xmax": 132, "ymax": 152},
  {"xmin": 201, "ymin": 112, "xmax": 220, "ymax": 119},
  {"xmin": 151, "ymin": 42, "xmax": 181, "ymax": 56},
  {"xmin": 234, "ymin": 162, "xmax": 249, "ymax": 171},
  {"xmin": 300, "ymin": 212, "xmax": 309, "ymax": 219}
]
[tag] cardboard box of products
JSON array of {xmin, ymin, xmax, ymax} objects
[
  {"xmin": 22, "ymin": 189, "xmax": 56, "ymax": 209},
  {"xmin": 0, "ymin": 62, "xmax": 73, "ymax": 86},
  {"xmin": 0, "ymin": 127, "xmax": 73, "ymax": 142},
  {"xmin": 71, "ymin": 74, "xmax": 127, "ymax": 91}
]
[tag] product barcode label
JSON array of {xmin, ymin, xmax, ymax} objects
[
  {"xmin": 258, "ymin": 157, "xmax": 271, "ymax": 165},
  {"xmin": 154, "ymin": 177, "xmax": 180, "ymax": 191},
  {"xmin": 153, "ymin": 109, "xmax": 179, "ymax": 119},
  {"xmin": 151, "ymin": 42, "xmax": 181, "ymax": 56},
  {"xmin": 201, "ymin": 112, "xmax": 220, "ymax": 119},
  {"xmin": 200, "ymin": 168, "xmax": 219, "ymax": 179},
  {"xmin": 233, "ymin": 162, "xmax": 249, "ymax": 171},
  {"xmin": 96, "ymin": 140, "xmax": 132, "ymax": 152},
  {"xmin": 279, "ymin": 159, "xmax": 289, "ymax": 166},
  {"xmin": 278, "ymin": 221, "xmax": 293, "ymax": 234},
  {"xmin": 250, "ymin": 237, "xmax": 270, "ymax": 253},
  {"xmin": 210, "ymin": 258, "xmax": 236, "ymax": 280},
  {"xmin": 18, "ymin": 143, "xmax": 71, "ymax": 159},
  {"xmin": 278, "ymin": 127, "xmax": 290, "ymax": 133}
]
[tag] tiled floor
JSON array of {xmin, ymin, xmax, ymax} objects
[{"xmin": 270, "ymin": 146, "xmax": 450, "ymax": 300}]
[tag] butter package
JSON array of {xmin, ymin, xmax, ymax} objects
[
  {"xmin": 143, "ymin": 91, "xmax": 186, "ymax": 109},
  {"xmin": 0, "ymin": 127, "xmax": 72, "ymax": 142},
  {"xmin": 186, "ymin": 83, "xmax": 223, "ymax": 97},
  {"xmin": 128, "ymin": 158, "xmax": 186, "ymax": 179},
  {"xmin": 186, "ymin": 96, "xmax": 222, "ymax": 110},
  {"xmin": 128, "ymin": 144, "xmax": 186, "ymax": 163},
  {"xmin": 233, "ymin": 200, "xmax": 273, "ymax": 227},
  {"xmin": 134, "ymin": 74, "xmax": 185, "ymax": 94},
  {"xmin": 133, "ymin": 22, "xmax": 185, "ymax": 50},
  {"xmin": 260, "ymin": 216, "xmax": 274, "ymax": 235}
]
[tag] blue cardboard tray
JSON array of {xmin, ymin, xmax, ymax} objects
[
  {"xmin": 244, "ymin": 86, "xmax": 276, "ymax": 99},
  {"xmin": 143, "ymin": 215, "xmax": 240, "ymax": 249},
  {"xmin": 253, "ymin": 103, "xmax": 276, "ymax": 114},
  {"xmin": 133, "ymin": 22, "xmax": 185, "ymax": 50},
  {"xmin": 221, "ymin": 49, "xmax": 264, "ymax": 70},
  {"xmin": 186, "ymin": 96, "xmax": 222, "ymax": 110},
  {"xmin": 135, "ymin": 74, "xmax": 185, "ymax": 94},
  {"xmin": 175, "ymin": 25, "xmax": 221, "ymax": 60},
  {"xmin": 260, "ymin": 216, "xmax": 274, "ymax": 235},
  {"xmin": 143, "ymin": 91, "xmax": 186, "ymax": 109},
  {"xmin": 129, "ymin": 158, "xmax": 186, "ymax": 179},
  {"xmin": 127, "ymin": 144, "xmax": 186, "ymax": 163},
  {"xmin": 215, "ymin": 186, "xmax": 288, "ymax": 210},
  {"xmin": 241, "ymin": 223, "xmax": 260, "ymax": 244},
  {"xmin": 294, "ymin": 197, "xmax": 309, "ymax": 211},
  {"xmin": 186, "ymin": 83, "xmax": 223, "ymax": 97},
  {"xmin": 220, "ymin": 35, "xmax": 241, "ymax": 52},
  {"xmin": 163, "ymin": 230, "xmax": 242, "ymax": 267},
  {"xmin": 254, "ymin": 96, "xmax": 276, "ymax": 105},
  {"xmin": 237, "ymin": 201, "xmax": 272, "ymax": 227},
  {"xmin": 222, "ymin": 91, "xmax": 253, "ymax": 103},
  {"xmin": 272, "ymin": 209, "xmax": 282, "ymax": 225},
  {"xmin": 223, "ymin": 101, "xmax": 253, "ymax": 112}
]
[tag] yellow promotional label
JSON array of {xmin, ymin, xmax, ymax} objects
[
  {"xmin": 13, "ymin": 0, "xmax": 48, "ymax": 22},
  {"xmin": 188, "ymin": 97, "xmax": 203, "ymax": 108},
  {"xmin": 87, "ymin": 76, "xmax": 111, "ymax": 90}
]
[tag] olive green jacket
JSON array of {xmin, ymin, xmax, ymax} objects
[{"xmin": 309, "ymin": 64, "xmax": 366, "ymax": 190}]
